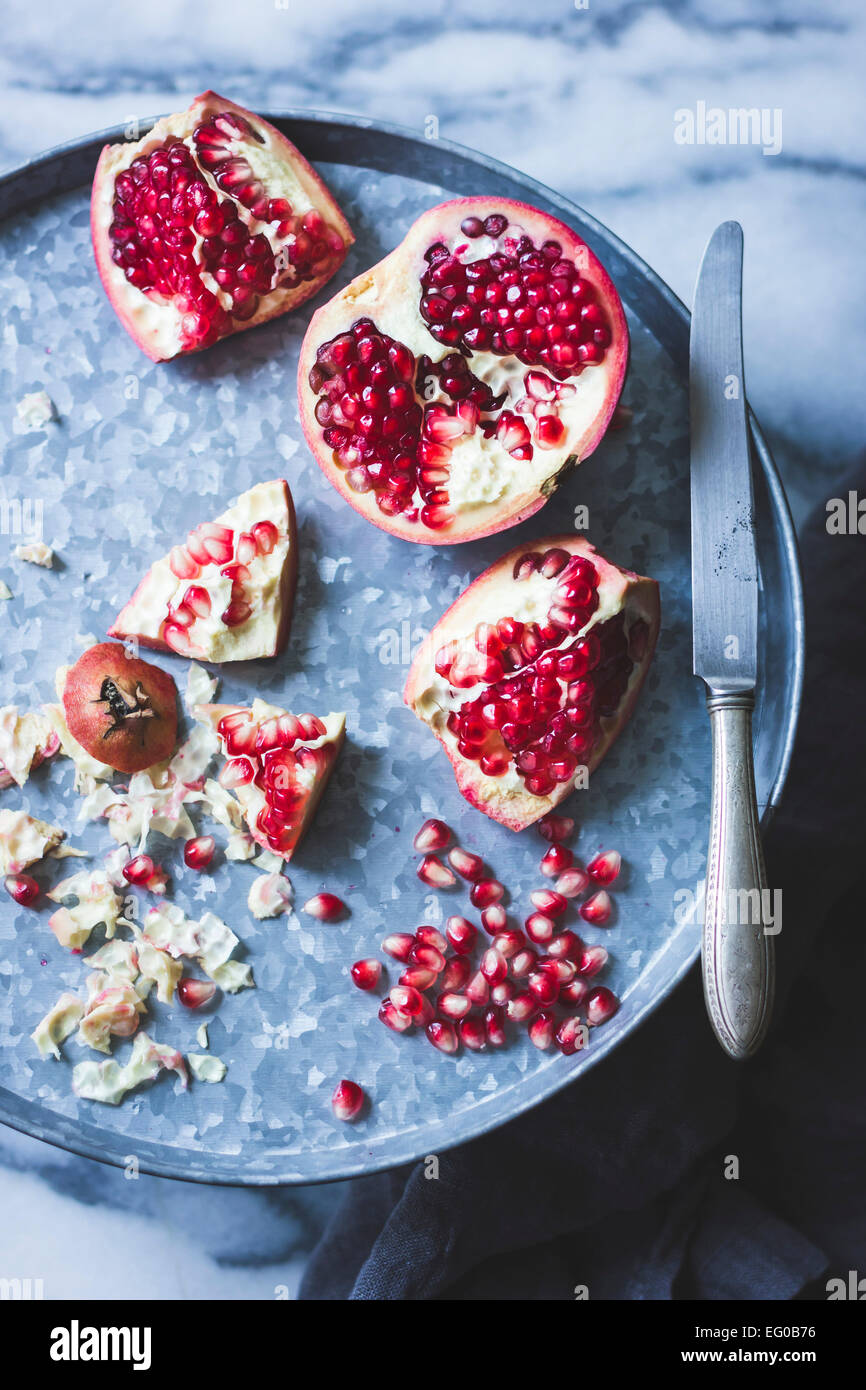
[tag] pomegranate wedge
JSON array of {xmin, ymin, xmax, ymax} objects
[
  {"xmin": 109, "ymin": 479, "xmax": 297, "ymax": 662},
  {"xmin": 404, "ymin": 536, "xmax": 659, "ymax": 830},
  {"xmin": 196, "ymin": 700, "xmax": 345, "ymax": 861},
  {"xmin": 92, "ymin": 91, "xmax": 353, "ymax": 360},
  {"xmin": 299, "ymin": 198, "xmax": 627, "ymax": 544}
]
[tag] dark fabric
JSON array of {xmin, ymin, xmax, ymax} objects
[{"xmin": 301, "ymin": 474, "xmax": 866, "ymax": 1300}]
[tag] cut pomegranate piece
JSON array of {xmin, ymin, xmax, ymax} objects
[
  {"xmin": 92, "ymin": 91, "xmax": 353, "ymax": 361},
  {"xmin": 62, "ymin": 644, "xmax": 178, "ymax": 775},
  {"xmin": 413, "ymin": 818, "xmax": 452, "ymax": 852},
  {"xmin": 350, "ymin": 958, "xmax": 382, "ymax": 991},
  {"xmin": 184, "ymin": 836, "xmax": 215, "ymax": 871},
  {"xmin": 4, "ymin": 873, "xmax": 40, "ymax": 906},
  {"xmin": 109, "ymin": 480, "xmax": 298, "ymax": 663},
  {"xmin": 405, "ymin": 536, "xmax": 659, "ymax": 830},
  {"xmin": 331, "ymin": 1079, "xmax": 365, "ymax": 1121},
  {"xmin": 587, "ymin": 849, "xmax": 622, "ymax": 886},
  {"xmin": 299, "ymin": 198, "xmax": 627, "ymax": 543},
  {"xmin": 303, "ymin": 892, "xmax": 346, "ymax": 921},
  {"xmin": 197, "ymin": 699, "xmax": 345, "ymax": 862}
]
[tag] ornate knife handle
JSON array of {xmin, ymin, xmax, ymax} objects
[{"xmin": 701, "ymin": 690, "xmax": 775, "ymax": 1059}]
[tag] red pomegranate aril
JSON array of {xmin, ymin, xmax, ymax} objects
[
  {"xmin": 219, "ymin": 755, "xmax": 255, "ymax": 789},
  {"xmin": 400, "ymin": 965, "xmax": 437, "ymax": 992},
  {"xmin": 390, "ymin": 984, "xmax": 424, "ymax": 1017},
  {"xmin": 484, "ymin": 1005, "xmax": 507, "ymax": 1047},
  {"xmin": 466, "ymin": 969, "xmax": 489, "ymax": 1006},
  {"xmin": 177, "ymin": 977, "xmax": 217, "ymax": 1009},
  {"xmin": 460, "ymin": 1016, "xmax": 487, "ymax": 1051},
  {"xmin": 441, "ymin": 956, "xmax": 471, "ymax": 991},
  {"xmin": 525, "ymin": 912, "xmax": 556, "ymax": 945},
  {"xmin": 577, "ymin": 944, "xmax": 609, "ymax": 978},
  {"xmin": 413, "ymin": 817, "xmax": 452, "ymax": 852},
  {"xmin": 446, "ymin": 915, "xmax": 478, "ymax": 954},
  {"xmin": 4, "ymin": 874, "xmax": 40, "ymax": 906},
  {"xmin": 303, "ymin": 892, "xmax": 346, "ymax": 921},
  {"xmin": 470, "ymin": 877, "xmax": 504, "ymax": 909},
  {"xmin": 560, "ymin": 977, "xmax": 590, "ymax": 1007},
  {"xmin": 409, "ymin": 943, "xmax": 446, "ymax": 973},
  {"xmin": 184, "ymin": 835, "xmax": 215, "ymax": 871},
  {"xmin": 426, "ymin": 1019, "xmax": 459, "ymax": 1054},
  {"xmin": 556, "ymin": 1016, "xmax": 588, "ymax": 1055},
  {"xmin": 490, "ymin": 980, "xmax": 514, "ymax": 1006},
  {"xmin": 331, "ymin": 1078, "xmax": 365, "ymax": 1121},
  {"xmin": 586, "ymin": 985, "xmax": 619, "ymax": 1025},
  {"xmin": 587, "ymin": 849, "xmax": 622, "ymax": 886},
  {"xmin": 379, "ymin": 999, "xmax": 413, "ymax": 1033},
  {"xmin": 351, "ymin": 958, "xmax": 382, "ymax": 991},
  {"xmin": 447, "ymin": 846, "xmax": 484, "ymax": 881},
  {"xmin": 122, "ymin": 854, "xmax": 155, "ymax": 886},
  {"xmin": 382, "ymin": 932, "xmax": 415, "ymax": 962},
  {"xmin": 417, "ymin": 854, "xmax": 457, "ymax": 889},
  {"xmin": 579, "ymin": 890, "xmax": 612, "ymax": 926},
  {"xmin": 480, "ymin": 947, "xmax": 508, "ymax": 984},
  {"xmin": 548, "ymin": 930, "xmax": 584, "ymax": 961},
  {"xmin": 492, "ymin": 929, "xmax": 525, "ymax": 959},
  {"xmin": 437, "ymin": 991, "xmax": 471, "ymax": 1021},
  {"xmin": 507, "ymin": 991, "xmax": 538, "ymax": 1023},
  {"xmin": 556, "ymin": 866, "xmax": 590, "ymax": 898},
  {"xmin": 537, "ymin": 813, "xmax": 574, "ymax": 843},
  {"xmin": 415, "ymin": 924, "xmax": 448, "ymax": 954},
  {"xmin": 530, "ymin": 888, "xmax": 568, "ymax": 917},
  {"xmin": 540, "ymin": 844, "xmax": 573, "ymax": 876},
  {"xmin": 528, "ymin": 1010, "xmax": 557, "ymax": 1050},
  {"xmin": 528, "ymin": 968, "xmax": 560, "ymax": 1005},
  {"xmin": 511, "ymin": 947, "xmax": 538, "ymax": 978}
]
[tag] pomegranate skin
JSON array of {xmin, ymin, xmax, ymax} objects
[
  {"xmin": 298, "ymin": 197, "xmax": 628, "ymax": 545},
  {"xmin": 62, "ymin": 643, "xmax": 178, "ymax": 774},
  {"xmin": 91, "ymin": 91, "xmax": 353, "ymax": 362}
]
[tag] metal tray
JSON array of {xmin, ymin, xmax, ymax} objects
[{"xmin": 0, "ymin": 113, "xmax": 803, "ymax": 1184}]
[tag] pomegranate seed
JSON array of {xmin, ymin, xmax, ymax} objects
[
  {"xmin": 252, "ymin": 520, "xmax": 279, "ymax": 555},
  {"xmin": 390, "ymin": 984, "xmax": 424, "ymax": 1017},
  {"xmin": 410, "ymin": 943, "xmax": 446, "ymax": 973},
  {"xmin": 122, "ymin": 854, "xmax": 155, "ymax": 886},
  {"xmin": 415, "ymin": 994, "xmax": 435, "ymax": 1026},
  {"xmin": 540, "ymin": 845, "xmax": 573, "ymax": 876},
  {"xmin": 528, "ymin": 1009, "xmax": 557, "ymax": 1049},
  {"xmin": 511, "ymin": 947, "xmax": 538, "ymax": 978},
  {"xmin": 548, "ymin": 930, "xmax": 584, "ymax": 960},
  {"xmin": 481, "ymin": 903, "xmax": 507, "ymax": 934},
  {"xmin": 426, "ymin": 1019, "xmax": 458, "ymax": 1054},
  {"xmin": 437, "ymin": 991, "xmax": 471, "ymax": 1021},
  {"xmin": 470, "ymin": 877, "xmax": 504, "ymax": 909},
  {"xmin": 530, "ymin": 888, "xmax": 567, "ymax": 917},
  {"xmin": 400, "ymin": 965, "xmax": 438, "ymax": 991},
  {"xmin": 490, "ymin": 980, "xmax": 514, "ymax": 1006},
  {"xmin": 480, "ymin": 947, "xmax": 508, "ymax": 984},
  {"xmin": 331, "ymin": 1079, "xmax": 365, "ymax": 1121},
  {"xmin": 460, "ymin": 1016, "xmax": 487, "ymax": 1051},
  {"xmin": 177, "ymin": 977, "xmax": 216, "ymax": 1009},
  {"xmin": 529, "ymin": 970, "xmax": 559, "ymax": 1005},
  {"xmin": 466, "ymin": 970, "xmax": 489, "ymax": 1006},
  {"xmin": 417, "ymin": 855, "xmax": 457, "ymax": 889},
  {"xmin": 586, "ymin": 985, "xmax": 619, "ymax": 1025},
  {"xmin": 525, "ymin": 912, "xmax": 555, "ymax": 944},
  {"xmin": 219, "ymin": 755, "xmax": 255, "ymax": 788},
  {"xmin": 303, "ymin": 892, "xmax": 346, "ymax": 920},
  {"xmin": 492, "ymin": 929, "xmax": 524, "ymax": 959},
  {"xmin": 415, "ymin": 924, "xmax": 448, "ymax": 953},
  {"xmin": 542, "ymin": 957, "xmax": 575, "ymax": 984},
  {"xmin": 447, "ymin": 846, "xmax": 484, "ymax": 881},
  {"xmin": 587, "ymin": 850, "xmax": 622, "ymax": 886},
  {"xmin": 441, "ymin": 957, "xmax": 471, "ymax": 991},
  {"xmin": 484, "ymin": 1005, "xmax": 507, "ymax": 1047},
  {"xmin": 577, "ymin": 944, "xmax": 609, "ymax": 978},
  {"xmin": 556, "ymin": 867, "xmax": 590, "ymax": 898},
  {"xmin": 579, "ymin": 890, "xmax": 612, "ymax": 926},
  {"xmin": 350, "ymin": 958, "xmax": 382, "ymax": 991},
  {"xmin": 413, "ymin": 818, "xmax": 452, "ymax": 852},
  {"xmin": 184, "ymin": 835, "xmax": 215, "ymax": 871},
  {"xmin": 560, "ymin": 977, "xmax": 590, "ymax": 1007},
  {"xmin": 507, "ymin": 991, "xmax": 538, "ymax": 1023},
  {"xmin": 382, "ymin": 932, "xmax": 415, "ymax": 962},
  {"xmin": 556, "ymin": 1016, "xmax": 588, "ymax": 1055},
  {"xmin": 4, "ymin": 873, "xmax": 39, "ymax": 906},
  {"xmin": 537, "ymin": 813, "xmax": 574, "ymax": 843},
  {"xmin": 379, "ymin": 999, "xmax": 413, "ymax": 1033},
  {"xmin": 446, "ymin": 915, "xmax": 477, "ymax": 954}
]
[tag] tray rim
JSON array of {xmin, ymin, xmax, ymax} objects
[{"xmin": 0, "ymin": 109, "xmax": 804, "ymax": 1187}]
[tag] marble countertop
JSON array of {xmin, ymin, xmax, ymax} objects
[{"xmin": 1, "ymin": 0, "xmax": 863, "ymax": 1299}]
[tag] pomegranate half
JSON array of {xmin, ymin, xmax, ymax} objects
[
  {"xmin": 109, "ymin": 479, "xmax": 297, "ymax": 662},
  {"xmin": 196, "ymin": 701, "xmax": 345, "ymax": 861},
  {"xmin": 298, "ymin": 199, "xmax": 627, "ymax": 544},
  {"xmin": 404, "ymin": 537, "xmax": 659, "ymax": 829},
  {"xmin": 92, "ymin": 91, "xmax": 353, "ymax": 360}
]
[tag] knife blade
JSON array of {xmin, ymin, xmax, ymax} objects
[{"xmin": 689, "ymin": 221, "xmax": 774, "ymax": 1061}]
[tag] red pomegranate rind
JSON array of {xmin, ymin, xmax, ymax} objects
[
  {"xmin": 197, "ymin": 700, "xmax": 345, "ymax": 861},
  {"xmin": 298, "ymin": 198, "xmax": 628, "ymax": 545},
  {"xmin": 108, "ymin": 479, "xmax": 297, "ymax": 663},
  {"xmin": 62, "ymin": 643, "xmax": 179, "ymax": 774},
  {"xmin": 92, "ymin": 91, "xmax": 353, "ymax": 361},
  {"xmin": 404, "ymin": 536, "xmax": 658, "ymax": 830}
]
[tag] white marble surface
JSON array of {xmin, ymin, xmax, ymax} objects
[{"xmin": 1, "ymin": 0, "xmax": 864, "ymax": 1299}]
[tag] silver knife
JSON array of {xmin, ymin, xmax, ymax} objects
[{"xmin": 690, "ymin": 221, "xmax": 774, "ymax": 1060}]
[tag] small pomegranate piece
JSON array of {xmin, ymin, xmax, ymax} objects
[
  {"xmin": 579, "ymin": 890, "xmax": 612, "ymax": 926},
  {"xmin": 447, "ymin": 846, "xmax": 484, "ymax": 881},
  {"xmin": 303, "ymin": 892, "xmax": 346, "ymax": 920},
  {"xmin": 459, "ymin": 1016, "xmax": 487, "ymax": 1051},
  {"xmin": 177, "ymin": 977, "xmax": 217, "ymax": 1009},
  {"xmin": 586, "ymin": 985, "xmax": 620, "ymax": 1025},
  {"xmin": 528, "ymin": 1010, "xmax": 557, "ymax": 1050},
  {"xmin": 123, "ymin": 854, "xmax": 155, "ymax": 886},
  {"xmin": 556, "ymin": 866, "xmax": 590, "ymax": 898},
  {"xmin": 382, "ymin": 932, "xmax": 415, "ymax": 962},
  {"xmin": 556, "ymin": 1016, "xmax": 588, "ymax": 1055},
  {"xmin": 417, "ymin": 855, "xmax": 457, "ymax": 889},
  {"xmin": 538, "ymin": 813, "xmax": 574, "ymax": 843},
  {"xmin": 413, "ymin": 818, "xmax": 452, "ymax": 852},
  {"xmin": 184, "ymin": 835, "xmax": 215, "ymax": 871},
  {"xmin": 587, "ymin": 850, "xmax": 622, "ymax": 886},
  {"xmin": 426, "ymin": 1019, "xmax": 459, "ymax": 1055},
  {"xmin": 446, "ymin": 915, "xmax": 478, "ymax": 954},
  {"xmin": 577, "ymin": 944, "xmax": 609, "ymax": 978},
  {"xmin": 4, "ymin": 873, "xmax": 40, "ymax": 906},
  {"xmin": 525, "ymin": 912, "xmax": 556, "ymax": 945},
  {"xmin": 470, "ymin": 877, "xmax": 504, "ymax": 909},
  {"xmin": 540, "ymin": 844, "xmax": 573, "ymax": 876},
  {"xmin": 350, "ymin": 958, "xmax": 382, "ymax": 991},
  {"xmin": 331, "ymin": 1079, "xmax": 365, "ymax": 1121}
]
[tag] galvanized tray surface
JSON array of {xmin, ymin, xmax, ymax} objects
[{"xmin": 0, "ymin": 114, "xmax": 803, "ymax": 1184}]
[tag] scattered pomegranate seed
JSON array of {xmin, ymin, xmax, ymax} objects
[
  {"xmin": 410, "ymin": 941, "xmax": 446, "ymax": 972},
  {"xmin": 579, "ymin": 890, "xmax": 612, "ymax": 926},
  {"xmin": 586, "ymin": 985, "xmax": 619, "ymax": 1025},
  {"xmin": 560, "ymin": 977, "xmax": 590, "ymax": 1007},
  {"xmin": 490, "ymin": 980, "xmax": 514, "ymax": 1006},
  {"xmin": 437, "ymin": 991, "xmax": 471, "ymax": 1021},
  {"xmin": 448, "ymin": 846, "xmax": 484, "ymax": 881},
  {"xmin": 525, "ymin": 911, "xmax": 556, "ymax": 944},
  {"xmin": 547, "ymin": 930, "xmax": 583, "ymax": 960},
  {"xmin": 540, "ymin": 844, "xmax": 573, "ymax": 876},
  {"xmin": 460, "ymin": 1016, "xmax": 487, "ymax": 1051},
  {"xmin": 485, "ymin": 1005, "xmax": 507, "ymax": 1047},
  {"xmin": 507, "ymin": 991, "xmax": 538, "ymax": 1023},
  {"xmin": 480, "ymin": 947, "xmax": 508, "ymax": 984},
  {"xmin": 390, "ymin": 984, "xmax": 424, "ymax": 1017},
  {"xmin": 556, "ymin": 866, "xmax": 590, "ymax": 898},
  {"xmin": 177, "ymin": 977, "xmax": 216, "ymax": 1009},
  {"xmin": 528, "ymin": 1010, "xmax": 557, "ymax": 1049},
  {"xmin": 414, "ymin": 818, "xmax": 452, "ymax": 852},
  {"xmin": 470, "ymin": 877, "xmax": 504, "ymax": 909},
  {"xmin": 530, "ymin": 888, "xmax": 568, "ymax": 916},
  {"xmin": 528, "ymin": 969, "xmax": 560, "ymax": 1005},
  {"xmin": 382, "ymin": 932, "xmax": 415, "ymax": 962},
  {"xmin": 4, "ymin": 873, "xmax": 39, "ymax": 906},
  {"xmin": 122, "ymin": 854, "xmax": 155, "ymax": 886},
  {"xmin": 441, "ymin": 956, "xmax": 471, "ymax": 991},
  {"xmin": 587, "ymin": 850, "xmax": 621, "ymax": 886},
  {"xmin": 426, "ymin": 1019, "xmax": 458, "ymax": 1054},
  {"xmin": 465, "ymin": 969, "xmax": 489, "ymax": 1006},
  {"xmin": 331, "ymin": 1079, "xmax": 365, "ymax": 1121},
  {"xmin": 400, "ymin": 965, "xmax": 438, "ymax": 991},
  {"xmin": 415, "ymin": 924, "xmax": 448, "ymax": 953},
  {"xmin": 183, "ymin": 835, "xmax": 215, "ymax": 871},
  {"xmin": 351, "ymin": 958, "xmax": 382, "ymax": 991},
  {"xmin": 446, "ymin": 915, "xmax": 478, "ymax": 954},
  {"xmin": 480, "ymin": 903, "xmax": 507, "ymax": 934},
  {"xmin": 303, "ymin": 892, "xmax": 346, "ymax": 921},
  {"xmin": 556, "ymin": 1016, "xmax": 588, "ymax": 1054},
  {"xmin": 511, "ymin": 947, "xmax": 538, "ymax": 978},
  {"xmin": 577, "ymin": 944, "xmax": 609, "ymax": 978},
  {"xmin": 416, "ymin": 994, "xmax": 435, "ymax": 1025},
  {"xmin": 379, "ymin": 999, "xmax": 413, "ymax": 1032},
  {"xmin": 492, "ymin": 929, "xmax": 524, "ymax": 959},
  {"xmin": 417, "ymin": 854, "xmax": 457, "ymax": 889},
  {"xmin": 538, "ymin": 813, "xmax": 574, "ymax": 843}
]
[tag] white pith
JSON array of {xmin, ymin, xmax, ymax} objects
[{"xmin": 0, "ymin": 808, "xmax": 65, "ymax": 875}]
